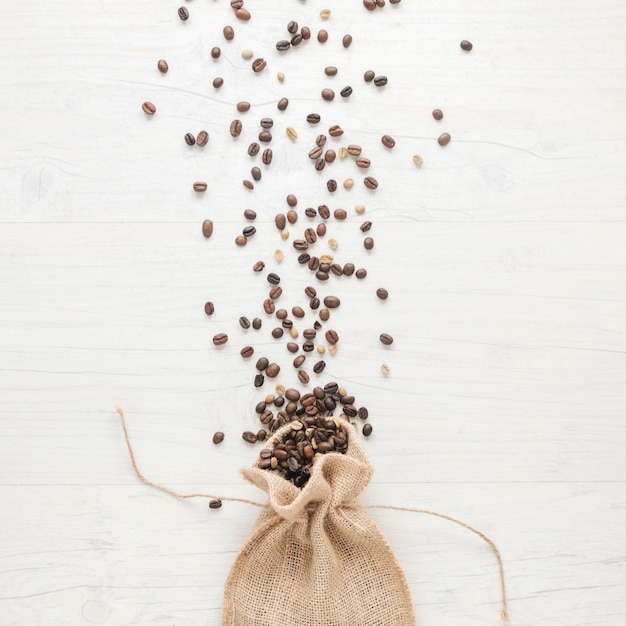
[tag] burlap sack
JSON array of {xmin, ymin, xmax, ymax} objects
[{"xmin": 222, "ymin": 422, "xmax": 417, "ymax": 626}]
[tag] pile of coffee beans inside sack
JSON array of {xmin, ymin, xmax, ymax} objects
[{"xmin": 143, "ymin": 2, "xmax": 473, "ymax": 490}]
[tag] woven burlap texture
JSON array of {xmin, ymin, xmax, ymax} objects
[{"xmin": 222, "ymin": 422, "xmax": 417, "ymax": 626}]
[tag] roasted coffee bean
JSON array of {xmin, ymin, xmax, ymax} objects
[
  {"xmin": 298, "ymin": 253, "xmax": 311, "ymax": 265},
  {"xmin": 334, "ymin": 208, "xmax": 347, "ymax": 220},
  {"xmin": 267, "ymin": 272, "xmax": 281, "ymax": 285},
  {"xmin": 343, "ymin": 263, "xmax": 355, "ymax": 276},
  {"xmin": 317, "ymin": 29, "xmax": 328, "ymax": 43},
  {"xmin": 316, "ymin": 134, "xmax": 327, "ymax": 147},
  {"xmin": 304, "ymin": 228, "xmax": 317, "ymax": 244},
  {"xmin": 375, "ymin": 288, "xmax": 389, "ymax": 301},
  {"xmin": 298, "ymin": 370, "xmax": 310, "ymax": 384},
  {"xmin": 364, "ymin": 237, "xmax": 374, "ymax": 250},
  {"xmin": 347, "ymin": 144, "xmax": 362, "ymax": 157},
  {"xmin": 293, "ymin": 239, "xmax": 309, "ymax": 251},
  {"xmin": 208, "ymin": 499, "xmax": 223, "ymax": 509},
  {"xmin": 344, "ymin": 404, "xmax": 358, "ymax": 417},
  {"xmin": 178, "ymin": 6, "xmax": 189, "ymax": 21},
  {"xmin": 340, "ymin": 395, "xmax": 355, "ymax": 405},
  {"xmin": 342, "ymin": 34, "xmax": 353, "ymax": 48},
  {"xmin": 223, "ymin": 25, "xmax": 235, "ymax": 40},
  {"xmin": 379, "ymin": 333, "xmax": 394, "ymax": 345},
  {"xmin": 269, "ymin": 286, "xmax": 283, "ymax": 300},
  {"xmin": 275, "ymin": 214, "xmax": 286, "ymax": 230},
  {"xmin": 231, "ymin": 1, "xmax": 244, "ymax": 10},
  {"xmin": 257, "ymin": 429, "xmax": 267, "ymax": 442},
  {"xmin": 308, "ymin": 146, "xmax": 323, "ymax": 160},
  {"xmin": 291, "ymin": 34, "xmax": 303, "ymax": 46},
  {"xmin": 202, "ymin": 219, "xmax": 214, "ymax": 238},
  {"xmin": 309, "ymin": 296, "xmax": 320, "ymax": 310},
  {"xmin": 325, "ymin": 66, "xmax": 338, "ymax": 76},
  {"xmin": 287, "ymin": 342, "xmax": 299, "ymax": 353},
  {"xmin": 212, "ymin": 431, "xmax": 225, "ymax": 445},
  {"xmin": 307, "ymin": 113, "xmax": 321, "ymax": 125},
  {"xmin": 196, "ymin": 130, "xmax": 209, "ymax": 146},
  {"xmin": 321, "ymin": 88, "xmax": 335, "ymax": 101},
  {"xmin": 438, "ymin": 132, "xmax": 451, "ymax": 146},
  {"xmin": 256, "ymin": 357, "xmax": 269, "ymax": 371},
  {"xmin": 286, "ymin": 194, "xmax": 298, "ymax": 208},
  {"xmin": 358, "ymin": 407, "xmax": 369, "ymax": 420},
  {"xmin": 313, "ymin": 361, "xmax": 326, "ymax": 374},
  {"xmin": 237, "ymin": 101, "xmax": 251, "ymax": 113},
  {"xmin": 262, "ymin": 148, "xmax": 273, "ymax": 164},
  {"xmin": 356, "ymin": 157, "xmax": 371, "ymax": 169},
  {"xmin": 340, "ymin": 86, "xmax": 353, "ymax": 98},
  {"xmin": 239, "ymin": 316, "xmax": 251, "ymax": 329},
  {"xmin": 291, "ymin": 306, "xmax": 305, "ymax": 319},
  {"xmin": 381, "ymin": 134, "xmax": 396, "ymax": 148},
  {"xmin": 263, "ymin": 298, "xmax": 275, "ymax": 314},
  {"xmin": 142, "ymin": 101, "xmax": 156, "ymax": 116},
  {"xmin": 308, "ymin": 256, "xmax": 320, "ymax": 271},
  {"xmin": 327, "ymin": 179, "xmax": 337, "ymax": 192},
  {"xmin": 259, "ymin": 130, "xmax": 272, "ymax": 143},
  {"xmin": 328, "ymin": 124, "xmax": 344, "ymax": 137},
  {"xmin": 230, "ymin": 119, "xmax": 243, "ymax": 137},
  {"xmin": 319, "ymin": 308, "xmax": 330, "ymax": 321},
  {"xmin": 432, "ymin": 108, "xmax": 444, "ymax": 120},
  {"xmin": 184, "ymin": 132, "xmax": 196, "ymax": 146},
  {"xmin": 360, "ymin": 221, "xmax": 373, "ymax": 233},
  {"xmin": 318, "ymin": 204, "xmax": 331, "ymax": 219},
  {"xmin": 240, "ymin": 345, "xmax": 254, "ymax": 358},
  {"xmin": 355, "ymin": 268, "xmax": 367, "ymax": 279},
  {"xmin": 287, "ymin": 20, "xmax": 299, "ymax": 34},
  {"xmin": 364, "ymin": 69, "xmax": 375, "ymax": 82},
  {"xmin": 252, "ymin": 317, "xmax": 262, "ymax": 329},
  {"xmin": 252, "ymin": 57, "xmax": 267, "ymax": 72},
  {"xmin": 244, "ymin": 209, "xmax": 257, "ymax": 221},
  {"xmin": 276, "ymin": 308, "xmax": 288, "ymax": 320},
  {"xmin": 325, "ymin": 329, "xmax": 339, "ymax": 344},
  {"xmin": 301, "ymin": 26, "xmax": 311, "ymax": 39},
  {"xmin": 251, "ymin": 167, "xmax": 261, "ymax": 181},
  {"xmin": 303, "ymin": 329, "xmax": 317, "ymax": 340},
  {"xmin": 235, "ymin": 235, "xmax": 247, "ymax": 246},
  {"xmin": 276, "ymin": 39, "xmax": 291, "ymax": 51},
  {"xmin": 243, "ymin": 180, "xmax": 254, "ymax": 190},
  {"xmin": 213, "ymin": 333, "xmax": 228, "ymax": 346},
  {"xmin": 316, "ymin": 223, "xmax": 327, "ymax": 237},
  {"xmin": 330, "ymin": 263, "xmax": 342, "ymax": 276},
  {"xmin": 315, "ymin": 158, "xmax": 326, "ymax": 171},
  {"xmin": 157, "ymin": 59, "xmax": 169, "ymax": 73},
  {"xmin": 293, "ymin": 355, "xmax": 306, "ymax": 368},
  {"xmin": 277, "ymin": 97, "xmax": 289, "ymax": 111},
  {"xmin": 255, "ymin": 401, "xmax": 267, "ymax": 414},
  {"xmin": 235, "ymin": 8, "xmax": 251, "ymax": 21},
  {"xmin": 325, "ymin": 149, "xmax": 336, "ymax": 163},
  {"xmin": 316, "ymin": 270, "xmax": 329, "ymax": 281},
  {"xmin": 242, "ymin": 431, "xmax": 257, "ymax": 444},
  {"xmin": 213, "ymin": 77, "xmax": 224, "ymax": 88},
  {"xmin": 460, "ymin": 39, "xmax": 473, "ymax": 51},
  {"xmin": 363, "ymin": 0, "xmax": 376, "ymax": 9},
  {"xmin": 211, "ymin": 46, "xmax": 221, "ymax": 59},
  {"xmin": 302, "ymin": 340, "xmax": 315, "ymax": 353},
  {"xmin": 272, "ymin": 327, "xmax": 284, "ymax": 339},
  {"xmin": 204, "ymin": 301, "xmax": 215, "ymax": 317},
  {"xmin": 362, "ymin": 424, "xmax": 373, "ymax": 436},
  {"xmin": 266, "ymin": 363, "xmax": 280, "ymax": 378},
  {"xmin": 373, "ymin": 75, "xmax": 388, "ymax": 86},
  {"xmin": 253, "ymin": 260, "xmax": 265, "ymax": 272},
  {"xmin": 242, "ymin": 225, "xmax": 257, "ymax": 237},
  {"xmin": 254, "ymin": 373, "xmax": 265, "ymax": 387},
  {"xmin": 364, "ymin": 176, "xmax": 378, "ymax": 189},
  {"xmin": 193, "ymin": 182, "xmax": 208, "ymax": 192},
  {"xmin": 305, "ymin": 286, "xmax": 317, "ymax": 299}
]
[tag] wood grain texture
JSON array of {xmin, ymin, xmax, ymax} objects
[{"xmin": 1, "ymin": 0, "xmax": 625, "ymax": 624}]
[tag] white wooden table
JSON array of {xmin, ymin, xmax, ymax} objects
[{"xmin": 1, "ymin": 0, "xmax": 625, "ymax": 624}]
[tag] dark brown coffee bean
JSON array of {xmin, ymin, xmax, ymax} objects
[
  {"xmin": 327, "ymin": 179, "xmax": 337, "ymax": 192},
  {"xmin": 202, "ymin": 219, "xmax": 214, "ymax": 238},
  {"xmin": 389, "ymin": 0, "xmax": 401, "ymax": 3},
  {"xmin": 237, "ymin": 101, "xmax": 251, "ymax": 113},
  {"xmin": 325, "ymin": 149, "xmax": 336, "ymax": 163},
  {"xmin": 303, "ymin": 329, "xmax": 317, "ymax": 340},
  {"xmin": 298, "ymin": 370, "xmax": 310, "ymax": 385},
  {"xmin": 344, "ymin": 404, "xmax": 358, "ymax": 417},
  {"xmin": 242, "ymin": 180, "xmax": 254, "ymax": 190},
  {"xmin": 358, "ymin": 407, "xmax": 369, "ymax": 420},
  {"xmin": 239, "ymin": 316, "xmax": 251, "ymax": 329},
  {"xmin": 432, "ymin": 108, "xmax": 444, "ymax": 120},
  {"xmin": 318, "ymin": 204, "xmax": 331, "ymax": 219},
  {"xmin": 235, "ymin": 8, "xmax": 251, "ymax": 21},
  {"xmin": 364, "ymin": 70, "xmax": 375, "ymax": 82},
  {"xmin": 316, "ymin": 134, "xmax": 327, "ymax": 147},
  {"xmin": 267, "ymin": 272, "xmax": 281, "ymax": 285},
  {"xmin": 460, "ymin": 39, "xmax": 473, "ymax": 51},
  {"xmin": 240, "ymin": 345, "xmax": 254, "ymax": 358},
  {"xmin": 287, "ymin": 342, "xmax": 299, "ymax": 353},
  {"xmin": 317, "ymin": 29, "xmax": 328, "ymax": 43},
  {"xmin": 212, "ymin": 431, "xmax": 225, "ymax": 445},
  {"xmin": 325, "ymin": 329, "xmax": 339, "ymax": 344},
  {"xmin": 315, "ymin": 158, "xmax": 326, "ymax": 171},
  {"xmin": 157, "ymin": 59, "xmax": 169, "ymax": 73},
  {"xmin": 204, "ymin": 301, "xmax": 215, "ymax": 317},
  {"xmin": 261, "ymin": 148, "xmax": 273, "ymax": 165},
  {"xmin": 340, "ymin": 86, "xmax": 353, "ymax": 98},
  {"xmin": 356, "ymin": 157, "xmax": 371, "ymax": 169},
  {"xmin": 308, "ymin": 257, "xmax": 319, "ymax": 271},
  {"xmin": 244, "ymin": 209, "xmax": 257, "ymax": 220},
  {"xmin": 307, "ymin": 113, "xmax": 321, "ymax": 125},
  {"xmin": 364, "ymin": 237, "xmax": 374, "ymax": 250},
  {"xmin": 381, "ymin": 134, "xmax": 396, "ymax": 148},
  {"xmin": 291, "ymin": 34, "xmax": 303, "ymax": 46},
  {"xmin": 376, "ymin": 288, "xmax": 390, "ymax": 301},
  {"xmin": 316, "ymin": 270, "xmax": 329, "ymax": 281},
  {"xmin": 211, "ymin": 47, "xmax": 221, "ymax": 59},
  {"xmin": 251, "ymin": 166, "xmax": 261, "ymax": 181},
  {"xmin": 178, "ymin": 7, "xmax": 189, "ymax": 21},
  {"xmin": 285, "ymin": 194, "xmax": 297, "ymax": 208},
  {"xmin": 263, "ymin": 298, "xmax": 275, "ymax": 314},
  {"xmin": 255, "ymin": 401, "xmax": 267, "ymax": 414},
  {"xmin": 362, "ymin": 424, "xmax": 373, "ymax": 437},
  {"xmin": 343, "ymin": 263, "xmax": 355, "ymax": 276},
  {"xmin": 310, "ymin": 297, "xmax": 320, "ymax": 310},
  {"xmin": 373, "ymin": 75, "xmax": 388, "ymax": 86},
  {"xmin": 231, "ymin": 2, "xmax": 244, "ymax": 10},
  {"xmin": 266, "ymin": 363, "xmax": 281, "ymax": 378},
  {"xmin": 242, "ymin": 431, "xmax": 257, "ymax": 444},
  {"xmin": 328, "ymin": 124, "xmax": 344, "ymax": 137},
  {"xmin": 277, "ymin": 97, "xmax": 289, "ymax": 111},
  {"xmin": 142, "ymin": 101, "xmax": 156, "ymax": 116},
  {"xmin": 325, "ymin": 66, "xmax": 338, "ymax": 76},
  {"xmin": 184, "ymin": 133, "xmax": 196, "ymax": 146},
  {"xmin": 293, "ymin": 355, "xmax": 306, "ymax": 368},
  {"xmin": 301, "ymin": 26, "xmax": 311, "ymax": 39},
  {"xmin": 253, "ymin": 260, "xmax": 265, "ymax": 272},
  {"xmin": 304, "ymin": 228, "xmax": 317, "ymax": 244},
  {"xmin": 329, "ymin": 263, "xmax": 341, "ymax": 276},
  {"xmin": 342, "ymin": 34, "xmax": 353, "ymax": 48},
  {"xmin": 272, "ymin": 327, "xmax": 284, "ymax": 339},
  {"xmin": 230, "ymin": 119, "xmax": 243, "ymax": 137},
  {"xmin": 223, "ymin": 25, "xmax": 235, "ymax": 40},
  {"xmin": 213, "ymin": 333, "xmax": 228, "ymax": 346},
  {"xmin": 208, "ymin": 498, "xmax": 223, "ymax": 509},
  {"xmin": 355, "ymin": 268, "xmax": 367, "ymax": 279},
  {"xmin": 196, "ymin": 130, "xmax": 209, "ymax": 146},
  {"xmin": 334, "ymin": 208, "xmax": 347, "ymax": 220},
  {"xmin": 309, "ymin": 146, "xmax": 323, "ymax": 160},
  {"xmin": 302, "ymin": 340, "xmax": 315, "ymax": 353},
  {"xmin": 213, "ymin": 77, "xmax": 224, "ymax": 88},
  {"xmin": 304, "ymin": 286, "xmax": 317, "ymax": 299},
  {"xmin": 438, "ymin": 132, "xmax": 451, "ymax": 146},
  {"xmin": 254, "ymin": 373, "xmax": 264, "ymax": 387},
  {"xmin": 257, "ymin": 429, "xmax": 267, "ymax": 442},
  {"xmin": 256, "ymin": 357, "xmax": 269, "ymax": 371},
  {"xmin": 360, "ymin": 221, "xmax": 372, "ymax": 232},
  {"xmin": 364, "ymin": 176, "xmax": 378, "ymax": 189},
  {"xmin": 379, "ymin": 333, "xmax": 394, "ymax": 345},
  {"xmin": 259, "ymin": 130, "xmax": 272, "ymax": 143},
  {"xmin": 252, "ymin": 58, "xmax": 267, "ymax": 72},
  {"xmin": 321, "ymin": 88, "xmax": 335, "ymax": 101},
  {"xmin": 319, "ymin": 309, "xmax": 330, "ymax": 321},
  {"xmin": 269, "ymin": 286, "xmax": 282, "ymax": 300},
  {"xmin": 313, "ymin": 361, "xmax": 326, "ymax": 374},
  {"xmin": 252, "ymin": 317, "xmax": 262, "ymax": 329},
  {"xmin": 287, "ymin": 19, "xmax": 298, "ymax": 33},
  {"xmin": 276, "ymin": 40, "xmax": 291, "ymax": 51}
]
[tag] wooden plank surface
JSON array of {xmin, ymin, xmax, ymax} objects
[{"xmin": 1, "ymin": 0, "xmax": 625, "ymax": 624}]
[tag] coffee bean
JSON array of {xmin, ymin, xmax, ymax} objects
[
  {"xmin": 274, "ymin": 214, "xmax": 286, "ymax": 230},
  {"xmin": 254, "ymin": 373, "xmax": 265, "ymax": 387},
  {"xmin": 213, "ymin": 333, "xmax": 228, "ymax": 346},
  {"xmin": 213, "ymin": 77, "xmax": 224, "ymax": 88},
  {"xmin": 343, "ymin": 263, "xmax": 355, "ymax": 276},
  {"xmin": 347, "ymin": 145, "xmax": 362, "ymax": 157},
  {"xmin": 230, "ymin": 119, "xmax": 243, "ymax": 137},
  {"xmin": 213, "ymin": 431, "xmax": 225, "ymax": 445},
  {"xmin": 269, "ymin": 286, "xmax": 282, "ymax": 300},
  {"xmin": 235, "ymin": 8, "xmax": 251, "ymax": 21},
  {"xmin": 316, "ymin": 134, "xmax": 327, "ymax": 147},
  {"xmin": 360, "ymin": 221, "xmax": 373, "ymax": 233},
  {"xmin": 272, "ymin": 327, "xmax": 284, "ymax": 339},
  {"xmin": 267, "ymin": 273, "xmax": 281, "ymax": 285},
  {"xmin": 211, "ymin": 46, "xmax": 221, "ymax": 59},
  {"xmin": 328, "ymin": 124, "xmax": 343, "ymax": 137},
  {"xmin": 202, "ymin": 219, "xmax": 214, "ymax": 238},
  {"xmin": 364, "ymin": 70, "xmax": 375, "ymax": 82},
  {"xmin": 298, "ymin": 253, "xmax": 311, "ymax": 265},
  {"xmin": 364, "ymin": 176, "xmax": 378, "ymax": 189},
  {"xmin": 432, "ymin": 108, "xmax": 444, "ymax": 120},
  {"xmin": 334, "ymin": 208, "xmax": 347, "ymax": 220},
  {"xmin": 303, "ymin": 329, "xmax": 317, "ymax": 341},
  {"xmin": 157, "ymin": 59, "xmax": 169, "ymax": 73},
  {"xmin": 208, "ymin": 498, "xmax": 223, "ymax": 510},
  {"xmin": 252, "ymin": 317, "xmax": 262, "ymax": 329},
  {"xmin": 204, "ymin": 302, "xmax": 215, "ymax": 317},
  {"xmin": 307, "ymin": 113, "xmax": 321, "ymax": 125},
  {"xmin": 263, "ymin": 299, "xmax": 275, "ymax": 314},
  {"xmin": 178, "ymin": 7, "xmax": 189, "ymax": 20},
  {"xmin": 223, "ymin": 25, "xmax": 235, "ymax": 40},
  {"xmin": 379, "ymin": 333, "xmax": 394, "ymax": 345},
  {"xmin": 357, "ymin": 407, "xmax": 369, "ymax": 420},
  {"xmin": 241, "ymin": 345, "xmax": 254, "ymax": 358},
  {"xmin": 320, "ymin": 8, "xmax": 332, "ymax": 18},
  {"xmin": 193, "ymin": 182, "xmax": 208, "ymax": 192},
  {"xmin": 355, "ymin": 268, "xmax": 367, "ymax": 279},
  {"xmin": 319, "ymin": 309, "xmax": 330, "ymax": 322},
  {"xmin": 286, "ymin": 342, "xmax": 299, "ymax": 354},
  {"xmin": 231, "ymin": 1, "xmax": 244, "ymax": 9},
  {"xmin": 373, "ymin": 75, "xmax": 388, "ymax": 86},
  {"xmin": 330, "ymin": 263, "xmax": 343, "ymax": 276},
  {"xmin": 195, "ymin": 130, "xmax": 208, "ymax": 147},
  {"xmin": 291, "ymin": 34, "xmax": 303, "ymax": 46},
  {"xmin": 327, "ymin": 179, "xmax": 337, "ymax": 192},
  {"xmin": 287, "ymin": 20, "xmax": 298, "ymax": 34},
  {"xmin": 316, "ymin": 270, "xmax": 329, "ymax": 281},
  {"xmin": 364, "ymin": 237, "xmax": 374, "ymax": 250},
  {"xmin": 438, "ymin": 132, "xmax": 451, "ymax": 146},
  {"xmin": 389, "ymin": 0, "xmax": 401, "ymax": 3},
  {"xmin": 344, "ymin": 404, "xmax": 358, "ymax": 417},
  {"xmin": 342, "ymin": 34, "xmax": 353, "ymax": 48},
  {"xmin": 292, "ymin": 306, "xmax": 305, "ymax": 318},
  {"xmin": 301, "ymin": 26, "xmax": 311, "ymax": 39},
  {"xmin": 318, "ymin": 204, "xmax": 331, "ymax": 219},
  {"xmin": 235, "ymin": 235, "xmax": 247, "ymax": 246},
  {"xmin": 255, "ymin": 357, "xmax": 269, "ymax": 372},
  {"xmin": 266, "ymin": 363, "xmax": 280, "ymax": 378},
  {"xmin": 325, "ymin": 66, "xmax": 338, "ymax": 76},
  {"xmin": 285, "ymin": 194, "xmax": 297, "ymax": 208},
  {"xmin": 258, "ymin": 130, "xmax": 272, "ymax": 143},
  {"xmin": 242, "ymin": 431, "xmax": 257, "ymax": 444},
  {"xmin": 244, "ymin": 211, "xmax": 257, "ymax": 223},
  {"xmin": 317, "ymin": 29, "xmax": 328, "ymax": 43},
  {"xmin": 321, "ymin": 88, "xmax": 335, "ymax": 101},
  {"xmin": 142, "ymin": 101, "xmax": 156, "ymax": 116},
  {"xmin": 257, "ymin": 429, "xmax": 267, "ymax": 442},
  {"xmin": 325, "ymin": 329, "xmax": 339, "ymax": 344},
  {"xmin": 460, "ymin": 39, "xmax": 473, "ymax": 51},
  {"xmin": 277, "ymin": 97, "xmax": 289, "ymax": 111},
  {"xmin": 376, "ymin": 287, "xmax": 389, "ymax": 300},
  {"xmin": 253, "ymin": 260, "xmax": 265, "ymax": 272},
  {"xmin": 241, "ymin": 49, "xmax": 254, "ymax": 60},
  {"xmin": 293, "ymin": 355, "xmax": 306, "ymax": 368},
  {"xmin": 315, "ymin": 158, "xmax": 326, "ymax": 171},
  {"xmin": 362, "ymin": 424, "xmax": 373, "ymax": 437},
  {"xmin": 298, "ymin": 370, "xmax": 310, "ymax": 384},
  {"xmin": 262, "ymin": 149, "xmax": 273, "ymax": 164},
  {"xmin": 363, "ymin": 0, "xmax": 376, "ymax": 9},
  {"xmin": 184, "ymin": 132, "xmax": 196, "ymax": 146},
  {"xmin": 317, "ymin": 223, "xmax": 327, "ymax": 237},
  {"xmin": 340, "ymin": 86, "xmax": 353, "ymax": 98},
  {"xmin": 381, "ymin": 134, "xmax": 396, "ymax": 148},
  {"xmin": 252, "ymin": 58, "xmax": 266, "ymax": 73},
  {"xmin": 239, "ymin": 316, "xmax": 251, "ymax": 329},
  {"xmin": 251, "ymin": 167, "xmax": 261, "ymax": 181},
  {"xmin": 356, "ymin": 157, "xmax": 371, "ymax": 169},
  {"xmin": 237, "ymin": 101, "xmax": 251, "ymax": 113},
  {"xmin": 276, "ymin": 40, "xmax": 291, "ymax": 52},
  {"xmin": 309, "ymin": 296, "xmax": 320, "ymax": 310},
  {"xmin": 313, "ymin": 361, "xmax": 326, "ymax": 374},
  {"xmin": 309, "ymin": 146, "xmax": 323, "ymax": 160},
  {"xmin": 293, "ymin": 239, "xmax": 309, "ymax": 251}
]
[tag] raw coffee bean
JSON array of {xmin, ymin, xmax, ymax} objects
[
  {"xmin": 204, "ymin": 301, "xmax": 215, "ymax": 316},
  {"xmin": 313, "ymin": 361, "xmax": 326, "ymax": 374},
  {"xmin": 237, "ymin": 101, "xmax": 251, "ymax": 113},
  {"xmin": 317, "ymin": 29, "xmax": 328, "ymax": 43},
  {"xmin": 327, "ymin": 179, "xmax": 337, "ymax": 192},
  {"xmin": 263, "ymin": 298, "xmax": 275, "ymax": 314},
  {"xmin": 184, "ymin": 133, "xmax": 196, "ymax": 146},
  {"xmin": 342, "ymin": 34, "xmax": 353, "ymax": 48},
  {"xmin": 213, "ymin": 77, "xmax": 224, "ymax": 88},
  {"xmin": 252, "ymin": 58, "xmax": 267, "ymax": 72},
  {"xmin": 356, "ymin": 157, "xmax": 371, "ymax": 169},
  {"xmin": 309, "ymin": 146, "xmax": 323, "ymax": 160},
  {"xmin": 364, "ymin": 176, "xmax": 378, "ymax": 189},
  {"xmin": 307, "ymin": 113, "xmax": 321, "ymax": 125},
  {"xmin": 379, "ymin": 333, "xmax": 394, "ymax": 345},
  {"xmin": 241, "ymin": 50, "xmax": 254, "ymax": 60},
  {"xmin": 364, "ymin": 237, "xmax": 374, "ymax": 250},
  {"xmin": 262, "ymin": 149, "xmax": 273, "ymax": 164},
  {"xmin": 248, "ymin": 142, "xmax": 260, "ymax": 156},
  {"xmin": 239, "ymin": 316, "xmax": 251, "ymax": 329},
  {"xmin": 328, "ymin": 125, "xmax": 344, "ymax": 137},
  {"xmin": 432, "ymin": 108, "xmax": 444, "ymax": 120},
  {"xmin": 321, "ymin": 88, "xmax": 335, "ymax": 101},
  {"xmin": 343, "ymin": 263, "xmax": 355, "ymax": 276},
  {"xmin": 240, "ymin": 345, "xmax": 254, "ymax": 358},
  {"xmin": 267, "ymin": 272, "xmax": 281, "ymax": 285},
  {"xmin": 272, "ymin": 327, "xmax": 284, "ymax": 339},
  {"xmin": 211, "ymin": 47, "xmax": 221, "ymax": 59},
  {"xmin": 438, "ymin": 132, "xmax": 451, "ymax": 146},
  {"xmin": 381, "ymin": 134, "xmax": 396, "ymax": 148},
  {"xmin": 298, "ymin": 370, "xmax": 310, "ymax": 385},
  {"xmin": 301, "ymin": 26, "xmax": 311, "ymax": 40},
  {"xmin": 256, "ymin": 357, "xmax": 269, "ymax": 371},
  {"xmin": 193, "ymin": 182, "xmax": 208, "ymax": 192},
  {"xmin": 291, "ymin": 34, "xmax": 303, "ymax": 46},
  {"xmin": 287, "ymin": 20, "xmax": 298, "ymax": 34},
  {"xmin": 340, "ymin": 86, "xmax": 353, "ymax": 98},
  {"xmin": 212, "ymin": 431, "xmax": 225, "ymax": 444},
  {"xmin": 293, "ymin": 355, "xmax": 306, "ymax": 368},
  {"xmin": 276, "ymin": 40, "xmax": 291, "ymax": 52},
  {"xmin": 142, "ymin": 101, "xmax": 156, "ymax": 116},
  {"xmin": 196, "ymin": 130, "xmax": 209, "ymax": 146},
  {"xmin": 223, "ymin": 25, "xmax": 235, "ymax": 40},
  {"xmin": 325, "ymin": 330, "xmax": 339, "ymax": 344},
  {"xmin": 318, "ymin": 204, "xmax": 331, "ymax": 219},
  {"xmin": 254, "ymin": 373, "xmax": 265, "ymax": 387},
  {"xmin": 316, "ymin": 134, "xmax": 327, "ymax": 147},
  {"xmin": 315, "ymin": 158, "xmax": 326, "ymax": 171},
  {"xmin": 157, "ymin": 59, "xmax": 169, "ymax": 73},
  {"xmin": 202, "ymin": 219, "xmax": 214, "ymax": 238},
  {"xmin": 269, "ymin": 286, "xmax": 282, "ymax": 300},
  {"xmin": 355, "ymin": 268, "xmax": 367, "ymax": 279},
  {"xmin": 230, "ymin": 119, "xmax": 243, "ymax": 137},
  {"xmin": 362, "ymin": 424, "xmax": 373, "ymax": 437},
  {"xmin": 178, "ymin": 7, "xmax": 189, "ymax": 21},
  {"xmin": 460, "ymin": 39, "xmax": 473, "ymax": 51},
  {"xmin": 373, "ymin": 75, "xmax": 388, "ymax": 86},
  {"xmin": 253, "ymin": 260, "xmax": 265, "ymax": 272},
  {"xmin": 360, "ymin": 220, "xmax": 372, "ymax": 232},
  {"xmin": 242, "ymin": 431, "xmax": 257, "ymax": 444},
  {"xmin": 213, "ymin": 333, "xmax": 228, "ymax": 346},
  {"xmin": 209, "ymin": 499, "xmax": 223, "ymax": 509},
  {"xmin": 266, "ymin": 363, "xmax": 281, "ymax": 378},
  {"xmin": 320, "ymin": 8, "xmax": 332, "ymax": 18},
  {"xmin": 325, "ymin": 66, "xmax": 338, "ymax": 76},
  {"xmin": 334, "ymin": 208, "xmax": 347, "ymax": 220},
  {"xmin": 277, "ymin": 97, "xmax": 289, "ymax": 111},
  {"xmin": 235, "ymin": 8, "xmax": 251, "ymax": 21},
  {"xmin": 376, "ymin": 287, "xmax": 389, "ymax": 300},
  {"xmin": 364, "ymin": 70, "xmax": 375, "ymax": 82},
  {"xmin": 319, "ymin": 309, "xmax": 330, "ymax": 322},
  {"xmin": 235, "ymin": 235, "xmax": 247, "ymax": 246},
  {"xmin": 251, "ymin": 167, "xmax": 261, "ymax": 181},
  {"xmin": 258, "ymin": 130, "xmax": 272, "ymax": 143}
]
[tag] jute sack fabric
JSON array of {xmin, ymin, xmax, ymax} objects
[{"xmin": 222, "ymin": 422, "xmax": 417, "ymax": 626}]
